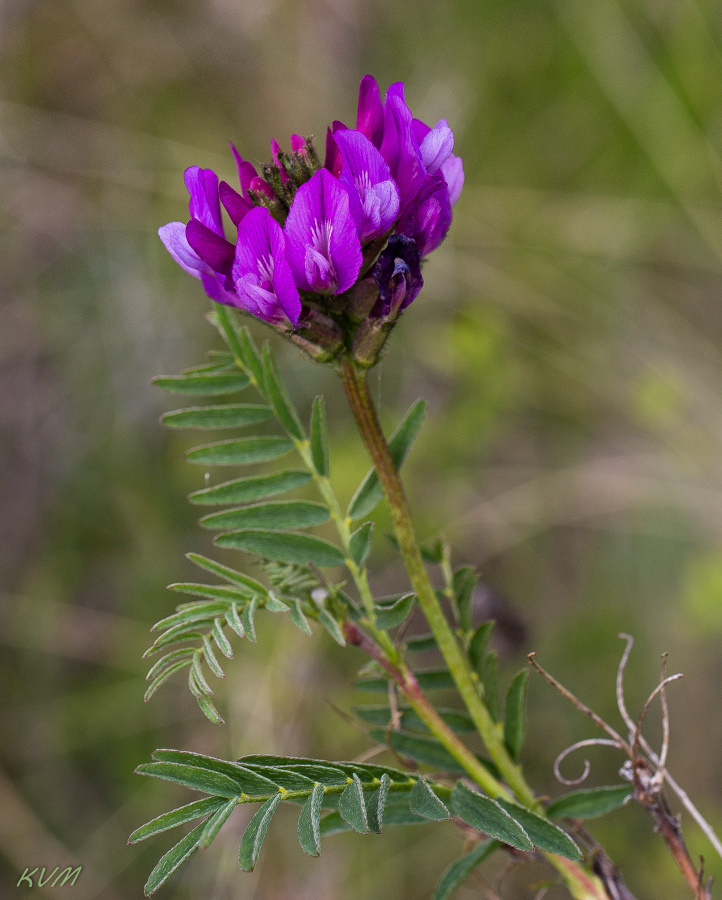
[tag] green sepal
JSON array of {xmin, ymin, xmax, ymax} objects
[
  {"xmin": 366, "ymin": 773, "xmax": 390, "ymax": 833},
  {"xmin": 374, "ymin": 592, "xmax": 415, "ymax": 629},
  {"xmin": 216, "ymin": 529, "xmax": 346, "ymax": 568},
  {"xmin": 200, "ymin": 500, "xmax": 330, "ymax": 532},
  {"xmin": 432, "ymin": 840, "xmax": 498, "ymax": 900},
  {"xmin": 129, "ymin": 797, "xmax": 226, "ymax": 844},
  {"xmin": 310, "ymin": 395, "xmax": 330, "ymax": 477},
  {"xmin": 546, "ymin": 784, "xmax": 634, "ymax": 820},
  {"xmin": 189, "ymin": 470, "xmax": 312, "ymax": 506},
  {"xmin": 185, "ymin": 436, "xmax": 293, "ymax": 466},
  {"xmin": 338, "ymin": 774, "xmax": 369, "ymax": 833},
  {"xmin": 262, "ymin": 343, "xmax": 305, "ymax": 440},
  {"xmin": 349, "ymin": 521, "xmax": 373, "ymax": 567},
  {"xmin": 161, "ymin": 404, "xmax": 272, "ymax": 430},
  {"xmin": 199, "ymin": 796, "xmax": 238, "ymax": 848},
  {"xmin": 450, "ymin": 783, "xmax": 533, "ymax": 851},
  {"xmin": 409, "ymin": 779, "xmax": 451, "ymax": 821},
  {"xmin": 239, "ymin": 792, "xmax": 283, "ymax": 872},
  {"xmin": 152, "ymin": 372, "xmax": 249, "ymax": 395},
  {"xmin": 495, "ymin": 799, "xmax": 580, "ymax": 859},
  {"xmin": 297, "ymin": 783, "xmax": 324, "ymax": 856},
  {"xmin": 503, "ymin": 670, "xmax": 529, "ymax": 761},
  {"xmin": 348, "ymin": 399, "xmax": 427, "ymax": 519},
  {"xmin": 143, "ymin": 821, "xmax": 206, "ymax": 896}
]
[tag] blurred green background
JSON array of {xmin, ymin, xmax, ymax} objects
[{"xmin": 3, "ymin": 0, "xmax": 722, "ymax": 897}]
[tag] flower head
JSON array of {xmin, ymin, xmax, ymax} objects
[{"xmin": 159, "ymin": 75, "xmax": 463, "ymax": 365}]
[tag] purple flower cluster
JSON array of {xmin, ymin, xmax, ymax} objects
[{"xmin": 159, "ymin": 76, "xmax": 463, "ymax": 363}]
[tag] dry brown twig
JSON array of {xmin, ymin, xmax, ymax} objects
[{"xmin": 528, "ymin": 636, "xmax": 719, "ymax": 900}]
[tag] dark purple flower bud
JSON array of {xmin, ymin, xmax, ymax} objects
[
  {"xmin": 290, "ymin": 134, "xmax": 307, "ymax": 154},
  {"xmin": 379, "ymin": 94, "xmax": 426, "ymax": 209},
  {"xmin": 333, "ymin": 129, "xmax": 400, "ymax": 244},
  {"xmin": 356, "ymin": 74, "xmax": 385, "ymax": 149},
  {"xmin": 284, "ymin": 168, "xmax": 362, "ymax": 294},
  {"xmin": 396, "ymin": 173, "xmax": 451, "ymax": 258},
  {"xmin": 232, "ymin": 206, "xmax": 301, "ymax": 326},
  {"xmin": 186, "ymin": 219, "xmax": 236, "ymax": 276},
  {"xmin": 372, "ymin": 234, "xmax": 423, "ymax": 318}
]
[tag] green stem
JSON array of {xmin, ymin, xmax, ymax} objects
[{"xmin": 338, "ymin": 357, "xmax": 534, "ymax": 805}]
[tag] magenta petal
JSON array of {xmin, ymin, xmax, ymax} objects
[
  {"xmin": 324, "ymin": 127, "xmax": 343, "ymax": 177},
  {"xmin": 229, "ymin": 144, "xmax": 258, "ymax": 197},
  {"xmin": 201, "ymin": 272, "xmax": 240, "ymax": 306},
  {"xmin": 284, "ymin": 168, "xmax": 362, "ymax": 294},
  {"xmin": 441, "ymin": 154, "xmax": 464, "ymax": 206},
  {"xmin": 380, "ymin": 95, "xmax": 426, "ymax": 208},
  {"xmin": 333, "ymin": 129, "xmax": 400, "ymax": 242},
  {"xmin": 184, "ymin": 166, "xmax": 223, "ymax": 234},
  {"xmin": 233, "ymin": 207, "xmax": 301, "ymax": 326},
  {"xmin": 419, "ymin": 119, "xmax": 454, "ymax": 174},
  {"xmin": 186, "ymin": 219, "xmax": 235, "ymax": 275},
  {"xmin": 356, "ymin": 74, "xmax": 384, "ymax": 148},
  {"xmin": 220, "ymin": 181, "xmax": 252, "ymax": 227},
  {"xmin": 397, "ymin": 173, "xmax": 451, "ymax": 257},
  {"xmin": 159, "ymin": 222, "xmax": 211, "ymax": 277},
  {"xmin": 290, "ymin": 134, "xmax": 306, "ymax": 153}
]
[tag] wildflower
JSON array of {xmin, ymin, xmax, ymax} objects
[{"xmin": 158, "ymin": 75, "xmax": 463, "ymax": 365}]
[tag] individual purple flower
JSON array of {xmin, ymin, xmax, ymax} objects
[
  {"xmin": 397, "ymin": 172, "xmax": 452, "ymax": 258},
  {"xmin": 412, "ymin": 117, "xmax": 464, "ymax": 206},
  {"xmin": 372, "ymin": 234, "xmax": 423, "ymax": 318},
  {"xmin": 284, "ymin": 168, "xmax": 362, "ymax": 294},
  {"xmin": 379, "ymin": 92, "xmax": 426, "ymax": 210},
  {"xmin": 356, "ymin": 74, "xmax": 385, "ymax": 148},
  {"xmin": 158, "ymin": 166, "xmax": 224, "ymax": 277},
  {"xmin": 332, "ymin": 129, "xmax": 400, "ymax": 244},
  {"xmin": 232, "ymin": 206, "xmax": 301, "ymax": 326}
]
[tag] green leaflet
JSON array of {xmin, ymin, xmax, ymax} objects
[
  {"xmin": 185, "ymin": 436, "xmax": 293, "ymax": 466},
  {"xmin": 186, "ymin": 552, "xmax": 269, "ymax": 595},
  {"xmin": 453, "ymin": 566, "xmax": 478, "ymax": 632},
  {"xmin": 319, "ymin": 802, "xmax": 428, "ymax": 836},
  {"xmin": 225, "ymin": 603, "xmax": 245, "ymax": 637},
  {"xmin": 152, "ymin": 372, "xmax": 250, "ymax": 395},
  {"xmin": 450, "ymin": 784, "xmax": 533, "ymax": 852},
  {"xmin": 355, "ymin": 705, "xmax": 475, "ymax": 735},
  {"xmin": 432, "ymin": 840, "xmax": 498, "ymax": 900},
  {"xmin": 211, "ymin": 618, "xmax": 233, "ymax": 658},
  {"xmin": 310, "ymin": 396, "xmax": 330, "ymax": 476},
  {"xmin": 468, "ymin": 621, "xmax": 494, "ymax": 674},
  {"xmin": 374, "ymin": 592, "xmax": 416, "ymax": 629},
  {"xmin": 404, "ymin": 633, "xmax": 438, "ymax": 652},
  {"xmin": 297, "ymin": 783, "xmax": 324, "ymax": 856},
  {"xmin": 144, "ymin": 658, "xmax": 194, "ymax": 702},
  {"xmin": 189, "ymin": 470, "xmax": 312, "ymax": 506},
  {"xmin": 199, "ymin": 797, "xmax": 238, "ymax": 848},
  {"xmin": 368, "ymin": 729, "xmax": 490, "ymax": 776},
  {"xmin": 409, "ymin": 779, "xmax": 451, "ymax": 821},
  {"xmin": 129, "ymin": 797, "xmax": 226, "ymax": 844},
  {"xmin": 262, "ymin": 343, "xmax": 305, "ymax": 440},
  {"xmin": 495, "ymin": 799, "xmax": 580, "ymax": 859},
  {"xmin": 349, "ymin": 521, "xmax": 373, "ymax": 567},
  {"xmin": 241, "ymin": 596, "xmax": 258, "ymax": 642},
  {"xmin": 546, "ymin": 784, "xmax": 634, "ymax": 820},
  {"xmin": 200, "ymin": 500, "xmax": 330, "ymax": 532},
  {"xmin": 197, "ymin": 695, "xmax": 224, "ymax": 725},
  {"xmin": 239, "ymin": 793, "xmax": 283, "ymax": 872},
  {"xmin": 289, "ymin": 599, "xmax": 312, "ymax": 635},
  {"xmin": 317, "ymin": 608, "xmax": 346, "ymax": 645},
  {"xmin": 161, "ymin": 404, "xmax": 272, "ymax": 429},
  {"xmin": 146, "ymin": 750, "xmax": 281, "ymax": 795},
  {"xmin": 135, "ymin": 761, "xmax": 244, "ymax": 799},
  {"xmin": 503, "ymin": 670, "xmax": 529, "ymax": 762},
  {"xmin": 216, "ymin": 529, "xmax": 346, "ymax": 568},
  {"xmin": 338, "ymin": 774, "xmax": 369, "ymax": 833},
  {"xmin": 348, "ymin": 399, "xmax": 427, "ymax": 519},
  {"xmin": 143, "ymin": 821, "xmax": 206, "ymax": 896},
  {"xmin": 366, "ymin": 773, "xmax": 390, "ymax": 833}
]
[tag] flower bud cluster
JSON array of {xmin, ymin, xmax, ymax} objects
[{"xmin": 159, "ymin": 76, "xmax": 463, "ymax": 367}]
